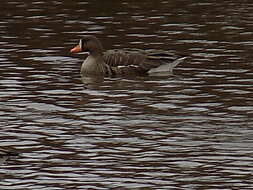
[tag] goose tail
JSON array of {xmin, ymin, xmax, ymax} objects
[{"xmin": 148, "ymin": 57, "xmax": 187, "ymax": 74}]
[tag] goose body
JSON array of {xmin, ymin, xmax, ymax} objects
[{"xmin": 70, "ymin": 35, "xmax": 186, "ymax": 76}]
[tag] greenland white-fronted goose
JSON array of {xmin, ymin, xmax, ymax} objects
[
  {"xmin": 70, "ymin": 35, "xmax": 186, "ymax": 76},
  {"xmin": 0, "ymin": 148, "xmax": 19, "ymax": 164}
]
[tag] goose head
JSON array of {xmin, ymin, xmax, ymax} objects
[{"xmin": 70, "ymin": 35, "xmax": 104, "ymax": 55}]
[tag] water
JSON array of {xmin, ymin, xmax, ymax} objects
[{"xmin": 0, "ymin": 0, "xmax": 253, "ymax": 189}]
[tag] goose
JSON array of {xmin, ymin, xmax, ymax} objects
[{"xmin": 70, "ymin": 35, "xmax": 186, "ymax": 76}]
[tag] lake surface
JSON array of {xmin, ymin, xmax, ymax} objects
[{"xmin": 0, "ymin": 0, "xmax": 253, "ymax": 189}]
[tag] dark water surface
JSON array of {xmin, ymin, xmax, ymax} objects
[{"xmin": 1, "ymin": 0, "xmax": 253, "ymax": 189}]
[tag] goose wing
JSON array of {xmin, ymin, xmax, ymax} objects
[
  {"xmin": 103, "ymin": 49, "xmax": 182, "ymax": 70},
  {"xmin": 102, "ymin": 49, "xmax": 185, "ymax": 75}
]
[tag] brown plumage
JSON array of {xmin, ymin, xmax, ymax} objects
[{"xmin": 70, "ymin": 35, "xmax": 186, "ymax": 76}]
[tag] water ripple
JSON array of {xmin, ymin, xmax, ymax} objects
[{"xmin": 0, "ymin": 0, "xmax": 253, "ymax": 189}]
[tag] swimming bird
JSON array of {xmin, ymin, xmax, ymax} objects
[
  {"xmin": 70, "ymin": 35, "xmax": 186, "ymax": 76},
  {"xmin": 0, "ymin": 148, "xmax": 19, "ymax": 165}
]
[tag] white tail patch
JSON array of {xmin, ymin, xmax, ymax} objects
[{"xmin": 148, "ymin": 57, "xmax": 187, "ymax": 74}]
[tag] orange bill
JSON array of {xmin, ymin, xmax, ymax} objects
[{"xmin": 70, "ymin": 44, "xmax": 81, "ymax": 53}]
